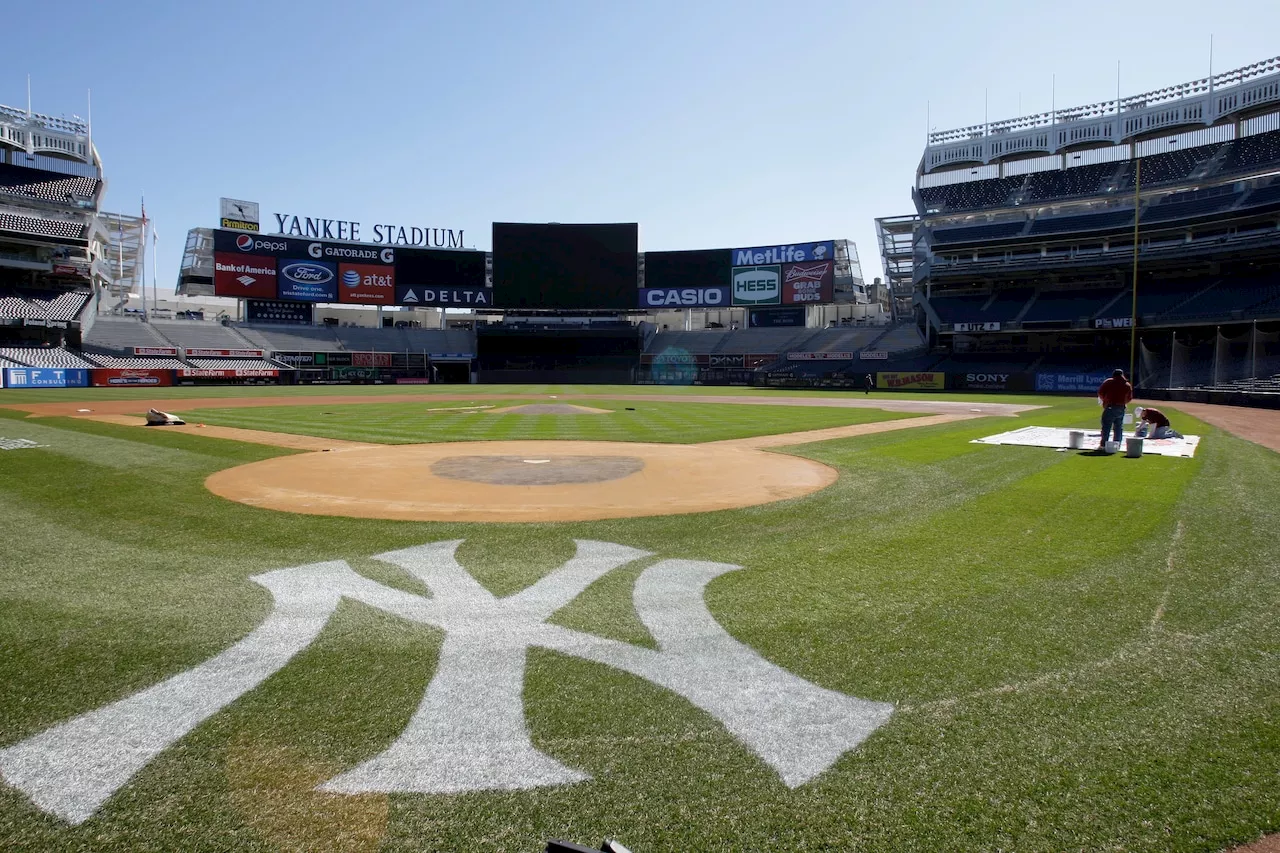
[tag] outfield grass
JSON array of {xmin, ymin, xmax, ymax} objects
[
  {"xmin": 0, "ymin": 393, "xmax": 1277, "ymax": 852},
  {"xmin": 180, "ymin": 399, "xmax": 916, "ymax": 444}
]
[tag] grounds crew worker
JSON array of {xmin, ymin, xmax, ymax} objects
[
  {"xmin": 864, "ymin": 374, "xmax": 873, "ymax": 395},
  {"xmin": 1096, "ymin": 368, "xmax": 1133, "ymax": 449},
  {"xmin": 1135, "ymin": 405, "xmax": 1183, "ymax": 439}
]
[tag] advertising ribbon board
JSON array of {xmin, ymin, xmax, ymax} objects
[
  {"xmin": 134, "ymin": 347, "xmax": 178, "ymax": 357},
  {"xmin": 178, "ymin": 369, "xmax": 279, "ymax": 378},
  {"xmin": 91, "ymin": 369, "xmax": 173, "ymax": 387},
  {"xmin": 787, "ymin": 352, "xmax": 853, "ymax": 361},
  {"xmin": 2, "ymin": 368, "xmax": 88, "ymax": 388},
  {"xmin": 184, "ymin": 349, "xmax": 265, "ymax": 358},
  {"xmin": 877, "ymin": 371, "xmax": 945, "ymax": 390},
  {"xmin": 1035, "ymin": 372, "xmax": 1111, "ymax": 392}
]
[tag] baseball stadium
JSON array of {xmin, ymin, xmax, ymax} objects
[{"xmin": 2, "ymin": 44, "xmax": 1280, "ymax": 853}]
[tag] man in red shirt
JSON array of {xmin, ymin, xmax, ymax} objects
[
  {"xmin": 1135, "ymin": 405, "xmax": 1182, "ymax": 439},
  {"xmin": 1096, "ymin": 368, "xmax": 1133, "ymax": 449}
]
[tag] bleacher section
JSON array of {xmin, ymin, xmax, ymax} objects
[
  {"xmin": 646, "ymin": 331, "xmax": 729, "ymax": 355},
  {"xmin": 0, "ymin": 211, "xmax": 86, "ymax": 241},
  {"xmin": 1021, "ymin": 289, "xmax": 1125, "ymax": 323},
  {"xmin": 0, "ymin": 346, "xmax": 97, "ymax": 368},
  {"xmin": 1028, "ymin": 209, "xmax": 1133, "ymax": 235},
  {"xmin": 1160, "ymin": 278, "xmax": 1280, "ymax": 321},
  {"xmin": 185, "ymin": 358, "xmax": 287, "ymax": 370},
  {"xmin": 234, "ymin": 325, "xmax": 341, "ymax": 352},
  {"xmin": 149, "ymin": 321, "xmax": 258, "ymax": 351},
  {"xmin": 88, "ymin": 355, "xmax": 187, "ymax": 369},
  {"xmin": 0, "ymin": 289, "xmax": 91, "ymax": 322},
  {"xmin": 0, "ymin": 164, "xmax": 100, "ymax": 203},
  {"xmin": 82, "ymin": 316, "xmax": 178, "ymax": 354},
  {"xmin": 918, "ymin": 129, "xmax": 1280, "ymax": 215},
  {"xmin": 932, "ymin": 221, "xmax": 1026, "ymax": 244}
]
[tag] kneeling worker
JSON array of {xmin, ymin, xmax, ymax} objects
[{"xmin": 1135, "ymin": 406, "xmax": 1182, "ymax": 439}]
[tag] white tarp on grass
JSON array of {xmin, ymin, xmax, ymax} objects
[{"xmin": 971, "ymin": 426, "xmax": 1200, "ymax": 458}]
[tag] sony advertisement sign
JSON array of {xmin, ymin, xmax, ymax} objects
[{"xmin": 272, "ymin": 213, "xmax": 465, "ymax": 248}]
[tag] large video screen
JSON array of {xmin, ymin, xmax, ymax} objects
[
  {"xmin": 492, "ymin": 222, "xmax": 638, "ymax": 310},
  {"xmin": 640, "ymin": 248, "xmax": 732, "ymax": 309}
]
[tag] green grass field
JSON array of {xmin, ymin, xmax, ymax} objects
[
  {"xmin": 181, "ymin": 399, "xmax": 915, "ymax": 444},
  {"xmin": 0, "ymin": 387, "xmax": 1277, "ymax": 852}
]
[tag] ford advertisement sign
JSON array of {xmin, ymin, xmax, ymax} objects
[
  {"xmin": 732, "ymin": 266, "xmax": 781, "ymax": 306},
  {"xmin": 731, "ymin": 241, "xmax": 833, "ymax": 267},
  {"xmin": 278, "ymin": 259, "xmax": 338, "ymax": 302},
  {"xmin": 638, "ymin": 286, "xmax": 730, "ymax": 308}
]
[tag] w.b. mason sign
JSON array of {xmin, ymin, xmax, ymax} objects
[{"xmin": 0, "ymin": 540, "xmax": 892, "ymax": 825}]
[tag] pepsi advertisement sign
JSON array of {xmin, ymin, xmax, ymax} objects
[
  {"xmin": 731, "ymin": 241, "xmax": 834, "ymax": 267},
  {"xmin": 278, "ymin": 259, "xmax": 338, "ymax": 302}
]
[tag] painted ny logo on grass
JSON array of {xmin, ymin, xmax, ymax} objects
[{"xmin": 0, "ymin": 541, "xmax": 893, "ymax": 825}]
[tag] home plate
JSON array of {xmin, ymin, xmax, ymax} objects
[
  {"xmin": 524, "ymin": 459, "xmax": 551, "ymax": 464},
  {"xmin": 972, "ymin": 426, "xmax": 1200, "ymax": 458}
]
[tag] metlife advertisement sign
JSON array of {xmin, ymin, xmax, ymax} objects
[{"xmin": 731, "ymin": 241, "xmax": 834, "ymax": 267}]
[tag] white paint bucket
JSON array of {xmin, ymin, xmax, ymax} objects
[
  {"xmin": 1104, "ymin": 440, "xmax": 1121, "ymax": 454},
  {"xmin": 1126, "ymin": 437, "xmax": 1144, "ymax": 458},
  {"xmin": 1068, "ymin": 430, "xmax": 1085, "ymax": 450}
]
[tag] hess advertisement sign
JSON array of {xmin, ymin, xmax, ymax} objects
[
  {"xmin": 338, "ymin": 263, "xmax": 395, "ymax": 305},
  {"xmin": 732, "ymin": 266, "xmax": 781, "ymax": 306}
]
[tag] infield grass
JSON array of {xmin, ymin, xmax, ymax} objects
[
  {"xmin": 0, "ymin": 391, "xmax": 1277, "ymax": 852},
  {"xmin": 179, "ymin": 399, "xmax": 916, "ymax": 444}
]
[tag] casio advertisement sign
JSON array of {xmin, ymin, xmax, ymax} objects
[
  {"xmin": 638, "ymin": 287, "xmax": 729, "ymax": 308},
  {"xmin": 731, "ymin": 266, "xmax": 781, "ymax": 306},
  {"xmin": 731, "ymin": 241, "xmax": 833, "ymax": 267}
]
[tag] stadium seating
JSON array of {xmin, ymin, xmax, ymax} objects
[
  {"xmin": 1218, "ymin": 129, "xmax": 1280, "ymax": 175},
  {"xmin": 931, "ymin": 221, "xmax": 1027, "ymax": 244},
  {"xmin": 646, "ymin": 331, "xmax": 729, "ymax": 355},
  {"xmin": 1021, "ymin": 289, "xmax": 1125, "ymax": 323},
  {"xmin": 1028, "ymin": 209, "xmax": 1134, "ymax": 235},
  {"xmin": 185, "ymin": 357, "xmax": 288, "ymax": 370},
  {"xmin": 149, "ymin": 321, "xmax": 259, "ymax": 351},
  {"xmin": 918, "ymin": 175, "xmax": 1022, "ymax": 213},
  {"xmin": 800, "ymin": 328, "xmax": 884, "ymax": 352},
  {"xmin": 234, "ymin": 325, "xmax": 342, "ymax": 352},
  {"xmin": 1160, "ymin": 277, "xmax": 1280, "ymax": 321},
  {"xmin": 82, "ymin": 316, "xmax": 178, "ymax": 353},
  {"xmin": 88, "ymin": 355, "xmax": 187, "ymax": 368},
  {"xmin": 1143, "ymin": 191, "xmax": 1243, "ymax": 223},
  {"xmin": 0, "ymin": 289, "xmax": 91, "ymax": 322},
  {"xmin": 714, "ymin": 328, "xmax": 818, "ymax": 354},
  {"xmin": 1021, "ymin": 162, "xmax": 1121, "ymax": 203},
  {"xmin": 0, "ymin": 211, "xmax": 86, "ymax": 240},
  {"xmin": 0, "ymin": 164, "xmax": 100, "ymax": 203},
  {"xmin": 0, "ymin": 346, "xmax": 97, "ymax": 368}
]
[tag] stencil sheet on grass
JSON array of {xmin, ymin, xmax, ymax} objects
[{"xmin": 971, "ymin": 426, "xmax": 1200, "ymax": 458}]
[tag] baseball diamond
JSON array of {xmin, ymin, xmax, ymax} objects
[{"xmin": 5, "ymin": 22, "xmax": 1280, "ymax": 853}]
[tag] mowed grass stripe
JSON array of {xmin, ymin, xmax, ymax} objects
[
  {"xmin": 180, "ymin": 400, "xmax": 916, "ymax": 444},
  {"xmin": 1, "ymin": 393, "xmax": 1277, "ymax": 851}
]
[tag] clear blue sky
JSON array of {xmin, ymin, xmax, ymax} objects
[{"xmin": 4, "ymin": 0, "xmax": 1279, "ymax": 294}]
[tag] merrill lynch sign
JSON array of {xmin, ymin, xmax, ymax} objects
[{"xmin": 272, "ymin": 213, "xmax": 465, "ymax": 248}]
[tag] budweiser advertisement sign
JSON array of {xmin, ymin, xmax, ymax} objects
[
  {"xmin": 787, "ymin": 352, "xmax": 853, "ymax": 361},
  {"xmin": 781, "ymin": 261, "xmax": 833, "ymax": 305},
  {"xmin": 184, "ymin": 348, "xmax": 265, "ymax": 358},
  {"xmin": 133, "ymin": 347, "xmax": 178, "ymax": 357},
  {"xmin": 178, "ymin": 369, "xmax": 279, "ymax": 378},
  {"xmin": 90, "ymin": 369, "xmax": 173, "ymax": 387}
]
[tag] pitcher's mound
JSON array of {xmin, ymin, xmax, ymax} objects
[{"xmin": 486, "ymin": 403, "xmax": 612, "ymax": 415}]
